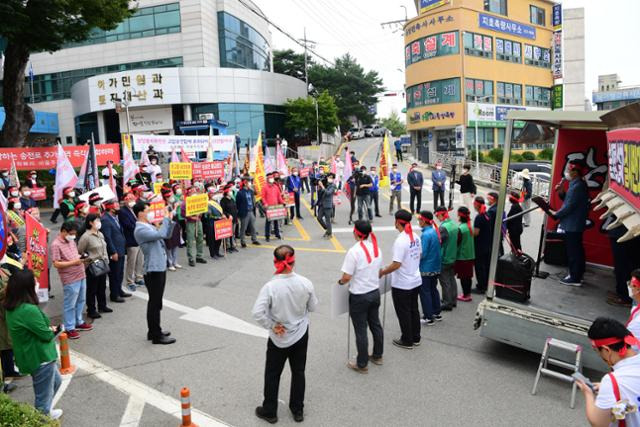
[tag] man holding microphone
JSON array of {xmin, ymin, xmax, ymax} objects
[{"xmin": 338, "ymin": 220, "xmax": 384, "ymax": 373}]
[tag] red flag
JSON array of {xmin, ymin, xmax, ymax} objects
[{"xmin": 180, "ymin": 147, "xmax": 191, "ymax": 163}]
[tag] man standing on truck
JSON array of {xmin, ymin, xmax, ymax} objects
[
  {"xmin": 550, "ymin": 161, "xmax": 589, "ymax": 287},
  {"xmin": 576, "ymin": 317, "xmax": 640, "ymax": 427}
]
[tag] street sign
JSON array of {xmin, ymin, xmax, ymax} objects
[{"xmin": 552, "ymin": 85, "xmax": 563, "ymax": 110}]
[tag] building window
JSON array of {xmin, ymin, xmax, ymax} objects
[
  {"xmin": 463, "ymin": 32, "xmax": 493, "ymax": 58},
  {"xmin": 406, "ymin": 78, "xmax": 461, "ymax": 109},
  {"xmin": 497, "ymin": 82, "xmax": 522, "ymax": 105},
  {"xmin": 218, "ymin": 12, "xmax": 270, "ymax": 71},
  {"xmin": 530, "ymin": 5, "xmax": 546, "ymax": 26},
  {"xmin": 9, "ymin": 57, "xmax": 183, "ymax": 103},
  {"xmin": 465, "ymin": 78, "xmax": 494, "ymax": 102},
  {"xmin": 484, "ymin": 0, "xmax": 508, "ymax": 16},
  {"xmin": 64, "ymin": 3, "xmax": 180, "ymax": 48},
  {"xmin": 525, "ymin": 85, "xmax": 551, "ymax": 107},
  {"xmin": 405, "ymin": 31, "xmax": 459, "ymax": 67},
  {"xmin": 524, "ymin": 44, "xmax": 551, "ymax": 68},
  {"xmin": 495, "ymin": 38, "xmax": 521, "ymax": 63},
  {"xmin": 465, "ymin": 127, "xmax": 495, "ymax": 150}
]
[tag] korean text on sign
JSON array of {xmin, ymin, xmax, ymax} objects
[
  {"xmin": 149, "ymin": 201, "xmax": 165, "ymax": 223},
  {"xmin": 185, "ymin": 194, "xmax": 208, "ymax": 216},
  {"xmin": 192, "ymin": 161, "xmax": 225, "ymax": 180},
  {"xmin": 214, "ymin": 218, "xmax": 234, "ymax": 240},
  {"xmin": 170, "ymin": 162, "xmax": 193, "ymax": 180}
]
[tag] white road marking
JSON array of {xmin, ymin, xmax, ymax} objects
[
  {"xmin": 71, "ymin": 350, "xmax": 230, "ymax": 427},
  {"xmin": 120, "ymin": 396, "xmax": 146, "ymax": 427},
  {"xmin": 51, "ymin": 373, "xmax": 73, "ymax": 408},
  {"xmin": 331, "ymin": 226, "xmax": 398, "ymax": 233},
  {"xmin": 132, "ymin": 291, "xmax": 267, "ymax": 339}
]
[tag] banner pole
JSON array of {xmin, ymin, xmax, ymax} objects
[
  {"xmin": 382, "ymin": 275, "xmax": 388, "ymax": 329},
  {"xmin": 346, "ymin": 309, "xmax": 351, "ymax": 362}
]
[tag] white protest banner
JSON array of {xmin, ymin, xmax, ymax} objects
[
  {"xmin": 78, "ymin": 184, "xmax": 117, "ymax": 203},
  {"xmin": 132, "ymin": 134, "xmax": 235, "ymax": 154},
  {"xmin": 331, "ymin": 282, "xmax": 350, "ymax": 319}
]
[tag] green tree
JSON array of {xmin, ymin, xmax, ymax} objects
[
  {"xmin": 521, "ymin": 151, "xmax": 536, "ymax": 160},
  {"xmin": 488, "ymin": 148, "xmax": 504, "ymax": 162},
  {"xmin": 0, "ymin": 0, "xmax": 133, "ymax": 146},
  {"xmin": 273, "ymin": 49, "xmax": 312, "ymax": 82},
  {"xmin": 537, "ymin": 147, "xmax": 554, "ymax": 160},
  {"xmin": 381, "ymin": 110, "xmax": 406, "ymax": 137},
  {"xmin": 284, "ymin": 91, "xmax": 339, "ymax": 142},
  {"xmin": 308, "ymin": 54, "xmax": 383, "ymax": 130}
]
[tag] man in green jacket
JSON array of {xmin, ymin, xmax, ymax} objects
[{"xmin": 436, "ymin": 207, "xmax": 459, "ymax": 311}]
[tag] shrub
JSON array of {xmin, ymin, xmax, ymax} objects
[
  {"xmin": 537, "ymin": 147, "xmax": 554, "ymax": 160},
  {"xmin": 511, "ymin": 153, "xmax": 524, "ymax": 163},
  {"xmin": 521, "ymin": 151, "xmax": 536, "ymax": 160},
  {"xmin": 468, "ymin": 149, "xmax": 485, "ymax": 163},
  {"xmin": 0, "ymin": 394, "xmax": 59, "ymax": 427},
  {"xmin": 488, "ymin": 148, "xmax": 504, "ymax": 163}
]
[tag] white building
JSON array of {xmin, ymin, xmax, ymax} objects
[{"xmin": 7, "ymin": 0, "xmax": 306, "ymax": 146}]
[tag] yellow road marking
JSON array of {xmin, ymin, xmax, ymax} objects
[
  {"xmin": 300, "ymin": 197, "xmax": 346, "ymax": 253},
  {"xmin": 248, "ymin": 243, "xmax": 346, "ymax": 254},
  {"xmin": 292, "ymin": 217, "xmax": 310, "ymax": 241}
]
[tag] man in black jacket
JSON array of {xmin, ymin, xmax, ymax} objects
[
  {"xmin": 220, "ymin": 183, "xmax": 239, "ymax": 252},
  {"xmin": 119, "ymin": 193, "xmax": 145, "ymax": 291},
  {"xmin": 407, "ymin": 163, "xmax": 423, "ymax": 214},
  {"xmin": 101, "ymin": 199, "xmax": 131, "ymax": 303},
  {"xmin": 506, "ymin": 191, "xmax": 524, "ymax": 252},
  {"xmin": 456, "ymin": 165, "xmax": 476, "ymax": 210}
]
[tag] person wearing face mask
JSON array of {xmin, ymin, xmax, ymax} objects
[
  {"xmin": 309, "ymin": 162, "xmax": 321, "ymax": 214},
  {"xmin": 455, "ymin": 207, "xmax": 475, "ymax": 303},
  {"xmin": 77, "ymin": 214, "xmax": 111, "ymax": 320},
  {"xmin": 286, "ymin": 168, "xmax": 303, "ymax": 220},
  {"xmin": 220, "ymin": 184, "xmax": 239, "ymax": 253},
  {"xmin": 147, "ymin": 156, "xmax": 162, "ymax": 183},
  {"xmin": 435, "ymin": 206, "xmax": 459, "ymax": 311},
  {"xmin": 7, "ymin": 186, "xmax": 19, "ymax": 200},
  {"xmin": 486, "ymin": 192, "xmax": 504, "ymax": 257},
  {"xmin": 101, "ymin": 200, "xmax": 130, "ymax": 303},
  {"xmin": 389, "ymin": 164, "xmax": 403, "ymax": 215},
  {"xmin": 51, "ymin": 221, "xmax": 92, "ymax": 340},
  {"xmin": 101, "ymin": 161, "xmax": 117, "ymax": 187},
  {"xmin": 576, "ymin": 317, "xmax": 640, "ymax": 427},
  {"xmin": 317, "ymin": 173, "xmax": 337, "ymax": 238},
  {"xmin": 549, "ymin": 161, "xmax": 589, "ymax": 287},
  {"xmin": 369, "ymin": 166, "xmax": 382, "ymax": 218},
  {"xmin": 417, "ymin": 211, "xmax": 442, "ymax": 325},
  {"xmin": 432, "ymin": 161, "xmax": 447, "ymax": 211},
  {"xmin": 59, "ymin": 187, "xmax": 77, "ymax": 223},
  {"xmin": 87, "ymin": 193, "xmax": 103, "ymax": 215},
  {"xmin": 203, "ymin": 188, "xmax": 225, "ymax": 259},
  {"xmin": 456, "ymin": 165, "xmax": 476, "ymax": 211},
  {"xmin": 73, "ymin": 201, "xmax": 90, "ymax": 240},
  {"xmin": 236, "ymin": 177, "xmax": 260, "ymax": 248},
  {"xmin": 119, "ymin": 193, "xmax": 146, "ymax": 290},
  {"xmin": 262, "ymin": 172, "xmax": 285, "ymax": 242},
  {"xmin": 133, "ymin": 201, "xmax": 176, "ymax": 344},
  {"xmin": 171, "ymin": 184, "xmax": 187, "ymax": 245},
  {"xmin": 520, "ymin": 168, "xmax": 533, "ymax": 227},
  {"xmin": 19, "ymin": 185, "xmax": 36, "ymax": 212},
  {"xmin": 181, "ymin": 187, "xmax": 207, "ymax": 267},
  {"xmin": 355, "ymin": 166, "xmax": 373, "ymax": 222},
  {"xmin": 394, "ymin": 138, "xmax": 403, "ymax": 162},
  {"xmin": 506, "ymin": 191, "xmax": 524, "ymax": 252},
  {"xmin": 7, "ymin": 199, "xmax": 26, "ymax": 259},
  {"xmin": 472, "ymin": 196, "xmax": 491, "ymax": 295},
  {"xmin": 407, "ymin": 163, "xmax": 424, "ymax": 214},
  {"xmin": 25, "ymin": 171, "xmax": 41, "ymax": 189}
]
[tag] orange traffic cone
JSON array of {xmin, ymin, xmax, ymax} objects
[
  {"xmin": 59, "ymin": 332, "xmax": 76, "ymax": 375},
  {"xmin": 180, "ymin": 387, "xmax": 198, "ymax": 427}
]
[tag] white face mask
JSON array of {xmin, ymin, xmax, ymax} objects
[
  {"xmin": 10, "ymin": 191, "xmax": 18, "ymax": 197},
  {"xmin": 13, "ymin": 203, "xmax": 21, "ymax": 210},
  {"xmin": 127, "ymin": 201, "xmax": 135, "ymax": 208},
  {"xmin": 1, "ymin": 172, "xmax": 7, "ymax": 177},
  {"xmin": 629, "ymin": 286, "xmax": 637, "ymax": 300},
  {"xmin": 31, "ymin": 175, "xmax": 37, "ymax": 179},
  {"xmin": 23, "ymin": 191, "xmax": 31, "ymax": 197},
  {"xmin": 146, "ymin": 212, "xmax": 156, "ymax": 222},
  {"xmin": 564, "ymin": 171, "xmax": 572, "ymax": 181},
  {"xmin": 327, "ymin": 179, "xmax": 334, "ymax": 184},
  {"xmin": 370, "ymin": 171, "xmax": 376, "ymax": 176},
  {"xmin": 268, "ymin": 179, "xmax": 274, "ymax": 184},
  {"xmin": 94, "ymin": 220, "xmax": 102, "ymax": 230},
  {"xmin": 66, "ymin": 234, "xmax": 76, "ymax": 242},
  {"xmin": 436, "ymin": 166, "xmax": 442, "ymax": 170},
  {"xmin": 151, "ymin": 160, "xmax": 157, "ymax": 165},
  {"xmin": 176, "ymin": 189, "xmax": 183, "ymax": 195},
  {"xmin": 68, "ymin": 191, "xmax": 75, "ymax": 198},
  {"xmin": 293, "ymin": 172, "xmax": 298, "ymax": 176},
  {"xmin": 82, "ymin": 207, "xmax": 89, "ymax": 214},
  {"xmin": 214, "ymin": 195, "xmax": 223, "ymax": 201},
  {"xmin": 392, "ymin": 169, "xmax": 397, "ymax": 173}
]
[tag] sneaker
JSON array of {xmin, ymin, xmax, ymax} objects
[
  {"xmin": 168, "ymin": 266, "xmax": 176, "ymax": 271},
  {"xmin": 413, "ymin": 340, "xmax": 421, "ymax": 347},
  {"xmin": 127, "ymin": 284, "xmax": 137, "ymax": 292},
  {"xmin": 392, "ymin": 339, "xmax": 413, "ymax": 350},
  {"xmin": 607, "ymin": 296, "xmax": 633, "ymax": 308},
  {"xmin": 441, "ymin": 305, "xmax": 453, "ymax": 311},
  {"xmin": 457, "ymin": 294, "xmax": 472, "ymax": 302},
  {"xmin": 369, "ymin": 355, "xmax": 383, "ymax": 365},
  {"xmin": 252, "ymin": 241, "xmax": 261, "ymax": 246},
  {"xmin": 135, "ymin": 279, "xmax": 145, "ymax": 286},
  {"xmin": 347, "ymin": 360, "xmax": 368, "ymax": 374},
  {"xmin": 76, "ymin": 323, "xmax": 93, "ymax": 331},
  {"xmin": 189, "ymin": 260, "xmax": 196, "ymax": 267},
  {"xmin": 87, "ymin": 311, "xmax": 101, "ymax": 319},
  {"xmin": 67, "ymin": 330, "xmax": 80, "ymax": 340},
  {"xmin": 174, "ymin": 264, "xmax": 182, "ymax": 269},
  {"xmin": 255, "ymin": 406, "xmax": 277, "ymax": 424},
  {"xmin": 49, "ymin": 408, "xmax": 63, "ymax": 420},
  {"xmin": 560, "ymin": 277, "xmax": 582, "ymax": 287},
  {"xmin": 292, "ymin": 411, "xmax": 304, "ymax": 423},
  {"xmin": 422, "ymin": 318, "xmax": 435, "ymax": 326},
  {"xmin": 434, "ymin": 314, "xmax": 443, "ymax": 322},
  {"xmin": 241, "ymin": 242, "xmax": 247, "ymax": 248}
]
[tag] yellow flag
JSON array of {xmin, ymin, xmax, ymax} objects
[
  {"xmin": 251, "ymin": 132, "xmax": 266, "ymax": 202},
  {"xmin": 379, "ymin": 132, "xmax": 391, "ymax": 188}
]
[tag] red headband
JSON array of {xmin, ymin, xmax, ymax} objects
[
  {"xmin": 631, "ymin": 277, "xmax": 640, "ymax": 288},
  {"xmin": 354, "ymin": 228, "xmax": 379, "ymax": 263},
  {"xmin": 420, "ymin": 216, "xmax": 441, "ymax": 242},
  {"xmin": 509, "ymin": 194, "xmax": 523, "ymax": 204},
  {"xmin": 474, "ymin": 201, "xmax": 487, "ymax": 215},
  {"xmin": 459, "ymin": 213, "xmax": 473, "ymax": 236},
  {"xmin": 591, "ymin": 334, "xmax": 640, "ymax": 357},
  {"xmin": 435, "ymin": 210, "xmax": 449, "ymax": 219},
  {"xmin": 396, "ymin": 219, "xmax": 414, "ymax": 243},
  {"xmin": 274, "ymin": 254, "xmax": 295, "ymax": 274}
]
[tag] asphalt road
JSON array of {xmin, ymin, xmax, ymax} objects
[{"xmin": 7, "ymin": 137, "xmax": 587, "ymax": 426}]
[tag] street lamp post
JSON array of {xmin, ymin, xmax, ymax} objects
[
  {"xmin": 472, "ymin": 95, "xmax": 493, "ymax": 175},
  {"xmin": 308, "ymin": 83, "xmax": 320, "ymax": 146}
]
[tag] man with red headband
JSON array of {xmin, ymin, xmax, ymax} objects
[
  {"xmin": 473, "ymin": 196, "xmax": 491, "ymax": 294},
  {"xmin": 550, "ymin": 160, "xmax": 589, "ymax": 286},
  {"xmin": 455, "ymin": 207, "xmax": 475, "ymax": 302},
  {"xmin": 417, "ymin": 211, "xmax": 442, "ymax": 325},
  {"xmin": 252, "ymin": 245, "xmax": 317, "ymax": 423},
  {"xmin": 379, "ymin": 209, "xmax": 422, "ymax": 349},
  {"xmin": 576, "ymin": 317, "xmax": 640, "ymax": 426},
  {"xmin": 338, "ymin": 220, "xmax": 384, "ymax": 373},
  {"xmin": 625, "ymin": 270, "xmax": 640, "ymax": 338},
  {"xmin": 435, "ymin": 206, "xmax": 459, "ymax": 310}
]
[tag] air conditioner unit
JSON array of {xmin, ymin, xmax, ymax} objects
[{"xmin": 199, "ymin": 113, "xmax": 214, "ymax": 121}]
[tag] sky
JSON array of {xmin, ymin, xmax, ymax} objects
[{"xmin": 252, "ymin": 0, "xmax": 640, "ymax": 122}]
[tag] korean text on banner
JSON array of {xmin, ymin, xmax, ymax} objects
[
  {"xmin": 265, "ymin": 206, "xmax": 287, "ymax": 221},
  {"xmin": 284, "ymin": 192, "xmax": 295, "ymax": 207},
  {"xmin": 607, "ymin": 128, "xmax": 640, "ymax": 212},
  {"xmin": 185, "ymin": 194, "xmax": 208, "ymax": 216},
  {"xmin": 192, "ymin": 161, "xmax": 225, "ymax": 180},
  {"xmin": 0, "ymin": 144, "xmax": 121, "ymax": 170},
  {"xmin": 30, "ymin": 187, "xmax": 46, "ymax": 201},
  {"xmin": 299, "ymin": 167, "xmax": 310, "ymax": 178},
  {"xmin": 170, "ymin": 162, "xmax": 193, "ymax": 180},
  {"xmin": 149, "ymin": 201, "xmax": 165, "ymax": 223},
  {"xmin": 25, "ymin": 213, "xmax": 49, "ymax": 302},
  {"xmin": 132, "ymin": 134, "xmax": 235, "ymax": 153},
  {"xmin": 252, "ymin": 132, "xmax": 267, "ymax": 202},
  {"xmin": 214, "ymin": 218, "xmax": 234, "ymax": 240}
]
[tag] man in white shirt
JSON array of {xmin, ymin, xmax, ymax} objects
[
  {"xmin": 577, "ymin": 317, "xmax": 640, "ymax": 427},
  {"xmin": 252, "ymin": 245, "xmax": 318, "ymax": 424},
  {"xmin": 147, "ymin": 155, "xmax": 162, "ymax": 183},
  {"xmin": 379, "ymin": 209, "xmax": 422, "ymax": 349},
  {"xmin": 338, "ymin": 220, "xmax": 384, "ymax": 374}
]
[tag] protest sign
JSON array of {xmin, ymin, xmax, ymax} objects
[
  {"xmin": 265, "ymin": 205, "xmax": 287, "ymax": 221},
  {"xmin": 299, "ymin": 167, "xmax": 310, "ymax": 178},
  {"xmin": 214, "ymin": 218, "xmax": 234, "ymax": 240},
  {"xmin": 25, "ymin": 213, "xmax": 49, "ymax": 302},
  {"xmin": 153, "ymin": 182, "xmax": 165, "ymax": 195},
  {"xmin": 30, "ymin": 187, "xmax": 47, "ymax": 201},
  {"xmin": 284, "ymin": 192, "xmax": 295, "ymax": 207},
  {"xmin": 192, "ymin": 161, "xmax": 225, "ymax": 180},
  {"xmin": 170, "ymin": 162, "xmax": 193, "ymax": 180},
  {"xmin": 185, "ymin": 194, "xmax": 208, "ymax": 216},
  {"xmin": 149, "ymin": 201, "xmax": 165, "ymax": 223}
]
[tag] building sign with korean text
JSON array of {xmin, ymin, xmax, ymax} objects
[
  {"xmin": 404, "ymin": 13, "xmax": 454, "ymax": 36},
  {"xmin": 553, "ymin": 4, "xmax": 562, "ymax": 30},
  {"xmin": 607, "ymin": 128, "xmax": 640, "ymax": 212},
  {"xmin": 419, "ymin": 0, "xmax": 449, "ymax": 15},
  {"xmin": 552, "ymin": 31, "xmax": 562, "ymax": 79},
  {"xmin": 405, "ymin": 31, "xmax": 459, "ymax": 67},
  {"xmin": 88, "ymin": 68, "xmax": 181, "ymax": 112},
  {"xmin": 479, "ymin": 13, "xmax": 536, "ymax": 39},
  {"xmin": 406, "ymin": 78, "xmax": 460, "ymax": 109},
  {"xmin": 467, "ymin": 103, "xmax": 547, "ymax": 128},
  {"xmin": 552, "ymin": 85, "xmax": 563, "ymax": 110},
  {"xmin": 118, "ymin": 107, "xmax": 173, "ymax": 133}
]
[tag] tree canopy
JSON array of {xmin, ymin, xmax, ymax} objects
[
  {"xmin": 0, "ymin": 0, "xmax": 132, "ymax": 146},
  {"xmin": 284, "ymin": 91, "xmax": 339, "ymax": 142},
  {"xmin": 308, "ymin": 54, "xmax": 383, "ymax": 131},
  {"xmin": 273, "ymin": 49, "xmax": 312, "ymax": 82},
  {"xmin": 381, "ymin": 110, "xmax": 407, "ymax": 137}
]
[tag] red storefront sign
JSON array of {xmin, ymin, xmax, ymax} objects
[
  {"xmin": 0, "ymin": 144, "xmax": 121, "ymax": 170},
  {"xmin": 214, "ymin": 218, "xmax": 233, "ymax": 240},
  {"xmin": 192, "ymin": 161, "xmax": 225, "ymax": 180},
  {"xmin": 607, "ymin": 128, "xmax": 640, "ymax": 212}
]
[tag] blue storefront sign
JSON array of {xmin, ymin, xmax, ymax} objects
[
  {"xmin": 419, "ymin": 0, "xmax": 448, "ymax": 14},
  {"xmin": 593, "ymin": 88, "xmax": 640, "ymax": 104},
  {"xmin": 496, "ymin": 106, "xmax": 525, "ymax": 121},
  {"xmin": 479, "ymin": 13, "xmax": 536, "ymax": 39},
  {"xmin": 552, "ymin": 4, "xmax": 562, "ymax": 30},
  {"xmin": 0, "ymin": 108, "xmax": 59, "ymax": 134}
]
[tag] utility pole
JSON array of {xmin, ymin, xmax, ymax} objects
[{"xmin": 300, "ymin": 28, "xmax": 316, "ymax": 88}]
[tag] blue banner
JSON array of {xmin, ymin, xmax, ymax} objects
[
  {"xmin": 479, "ymin": 13, "xmax": 536, "ymax": 39},
  {"xmin": 552, "ymin": 4, "xmax": 562, "ymax": 30},
  {"xmin": 496, "ymin": 106, "xmax": 525, "ymax": 121},
  {"xmin": 419, "ymin": 0, "xmax": 448, "ymax": 14}
]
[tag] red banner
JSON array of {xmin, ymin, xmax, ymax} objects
[
  {"xmin": 214, "ymin": 218, "xmax": 233, "ymax": 240},
  {"xmin": 0, "ymin": 144, "xmax": 121, "ymax": 170},
  {"xmin": 265, "ymin": 206, "xmax": 287, "ymax": 221},
  {"xmin": 546, "ymin": 128, "xmax": 612, "ymax": 267},
  {"xmin": 299, "ymin": 167, "xmax": 310, "ymax": 178},
  {"xmin": 192, "ymin": 161, "xmax": 225, "ymax": 180},
  {"xmin": 30, "ymin": 187, "xmax": 47, "ymax": 201},
  {"xmin": 149, "ymin": 201, "xmax": 165, "ymax": 223},
  {"xmin": 284, "ymin": 192, "xmax": 295, "ymax": 207},
  {"xmin": 607, "ymin": 128, "xmax": 640, "ymax": 211},
  {"xmin": 25, "ymin": 213, "xmax": 49, "ymax": 297}
]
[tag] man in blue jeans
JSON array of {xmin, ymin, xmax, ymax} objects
[
  {"xmin": 551, "ymin": 161, "xmax": 589, "ymax": 286},
  {"xmin": 338, "ymin": 220, "xmax": 384, "ymax": 373},
  {"xmin": 418, "ymin": 211, "xmax": 442, "ymax": 325}
]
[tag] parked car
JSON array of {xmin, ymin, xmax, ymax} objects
[
  {"xmin": 349, "ymin": 127, "xmax": 364, "ymax": 139},
  {"xmin": 364, "ymin": 125, "xmax": 374, "ymax": 137},
  {"xmin": 372, "ymin": 125, "xmax": 386, "ymax": 137}
]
